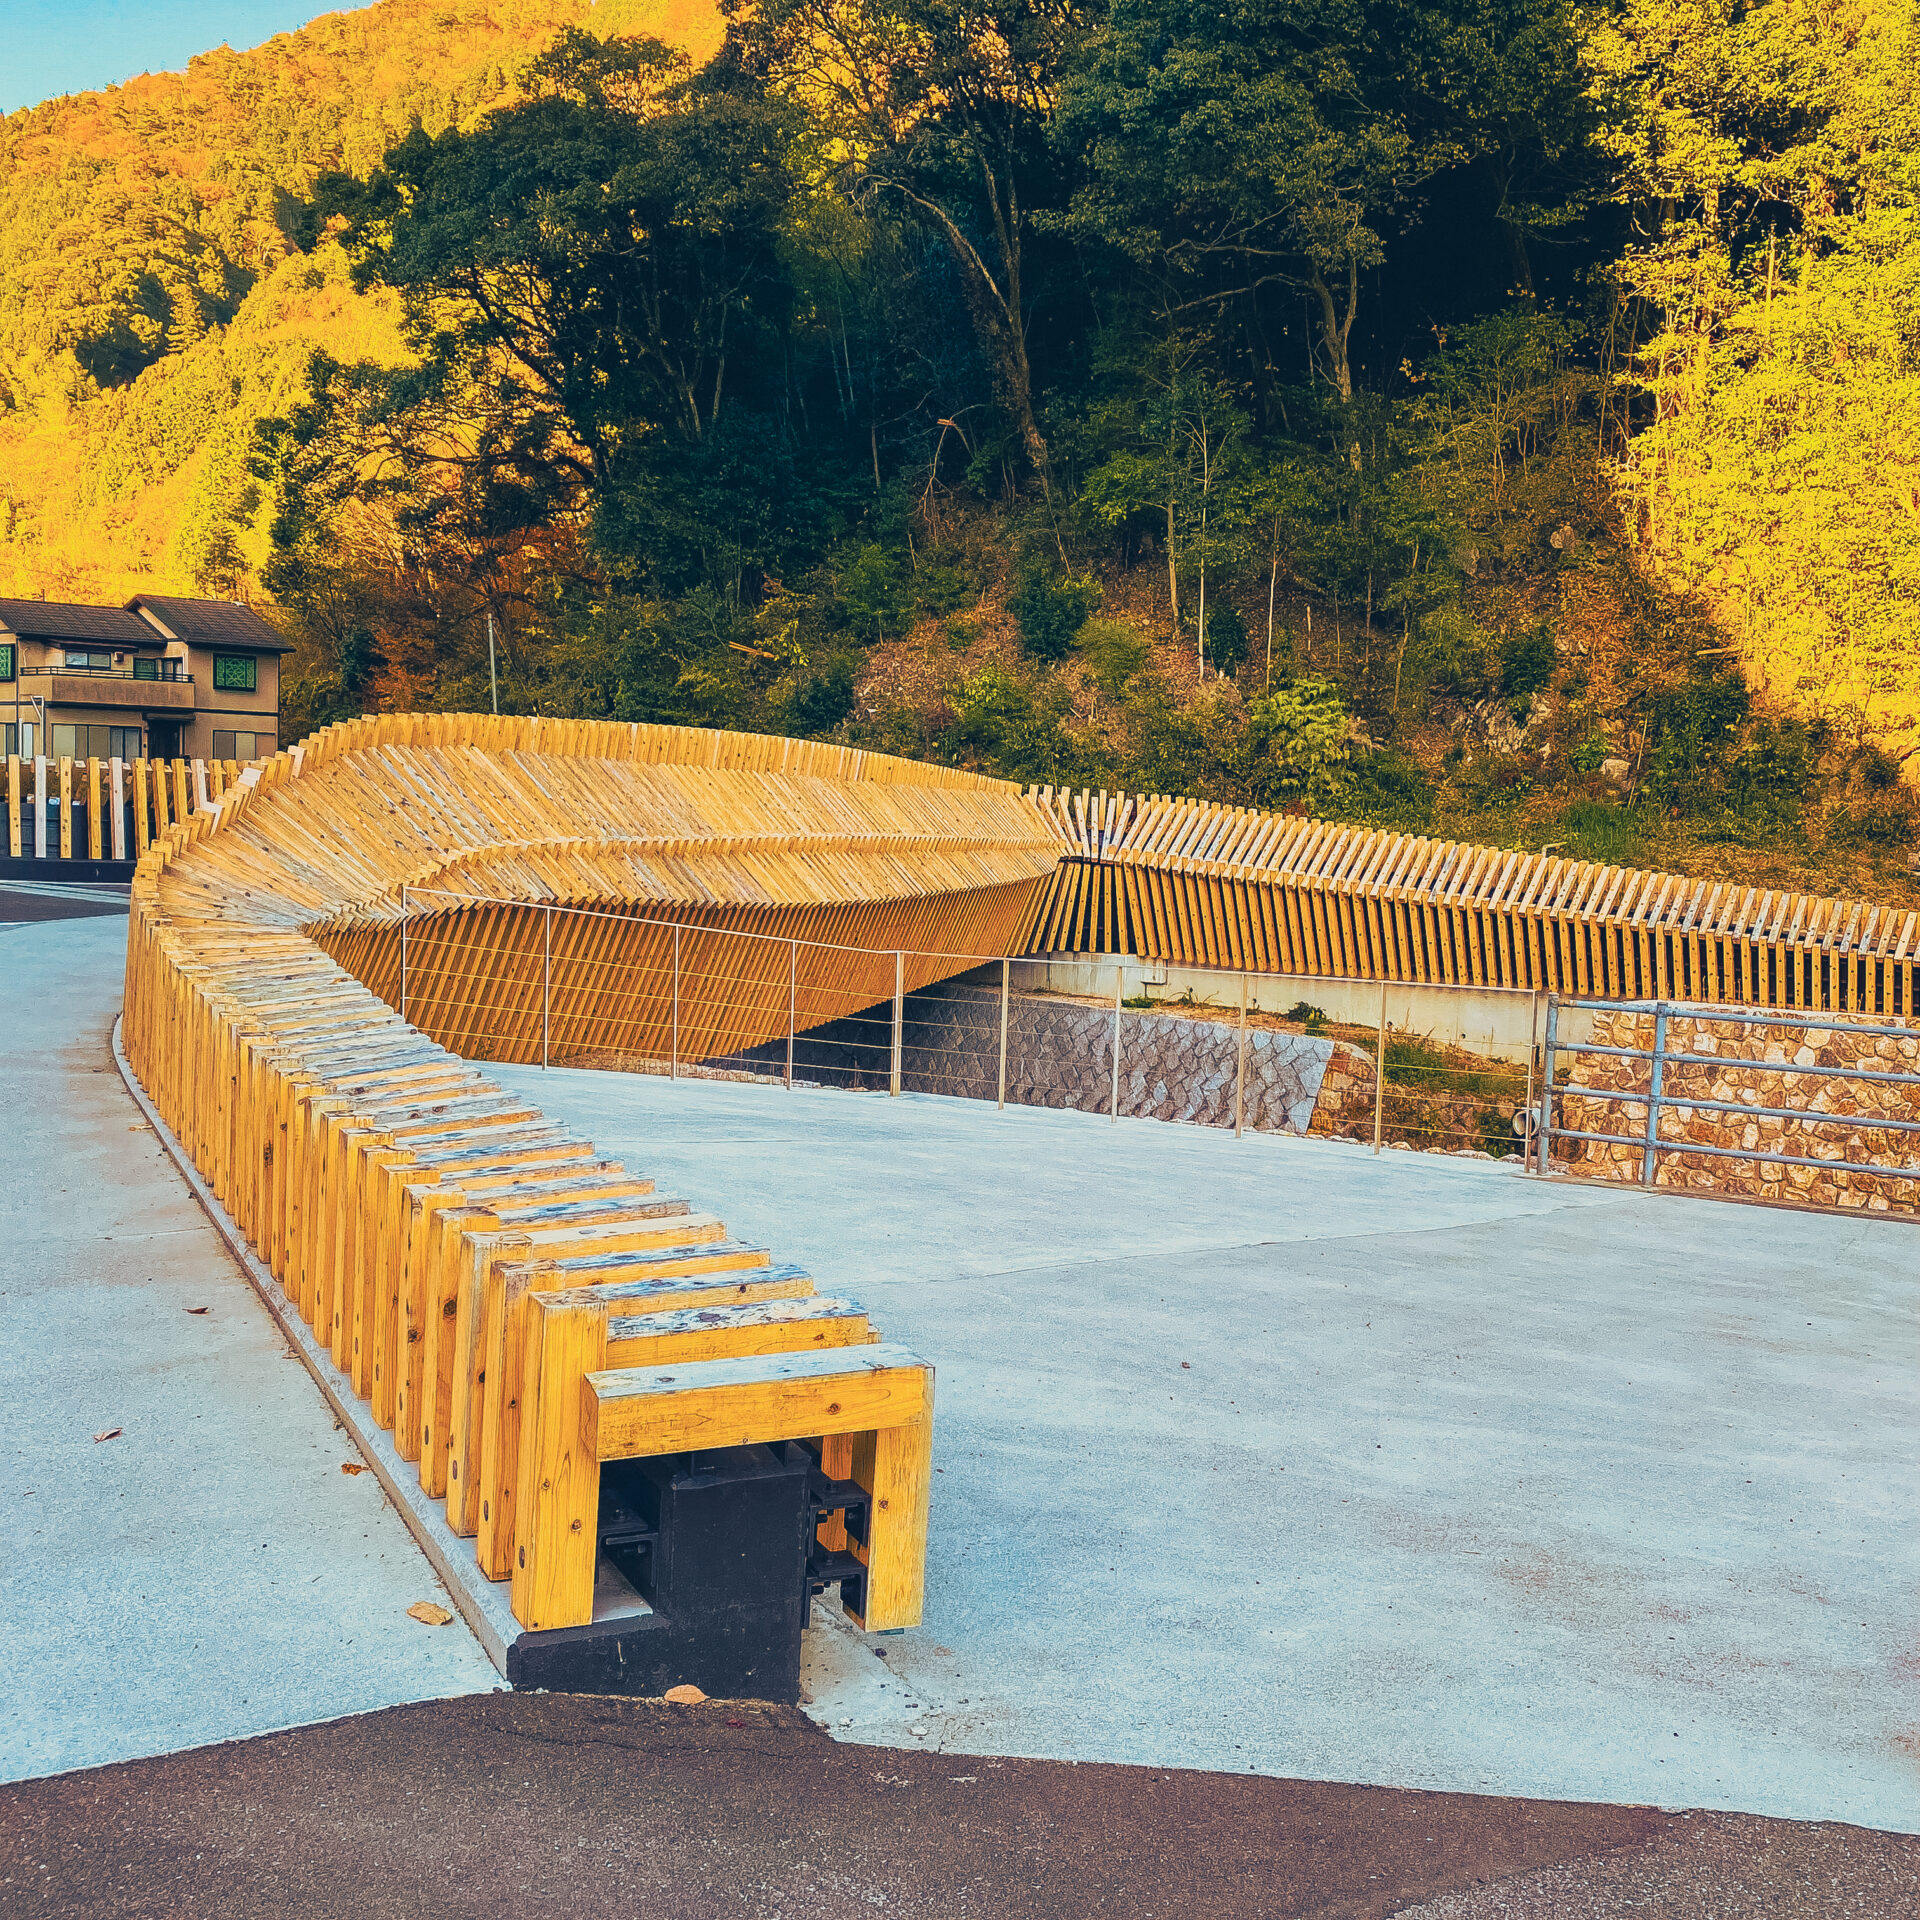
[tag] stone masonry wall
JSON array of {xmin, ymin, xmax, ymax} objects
[{"xmin": 1562, "ymin": 1007, "xmax": 1920, "ymax": 1213}]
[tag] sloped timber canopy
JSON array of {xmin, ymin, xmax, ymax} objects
[
  {"xmin": 143, "ymin": 714, "xmax": 1064, "ymax": 1065},
  {"xmin": 1027, "ymin": 788, "xmax": 1920, "ymax": 1012}
]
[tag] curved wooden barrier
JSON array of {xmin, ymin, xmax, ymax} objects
[
  {"xmin": 120, "ymin": 713, "xmax": 1060, "ymax": 1635},
  {"xmin": 1025, "ymin": 788, "xmax": 1920, "ymax": 1016}
]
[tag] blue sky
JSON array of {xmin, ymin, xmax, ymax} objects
[{"xmin": 3, "ymin": 4, "xmax": 327, "ymax": 114}]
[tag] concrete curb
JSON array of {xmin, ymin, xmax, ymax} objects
[{"xmin": 111, "ymin": 1015, "xmax": 522, "ymax": 1679}]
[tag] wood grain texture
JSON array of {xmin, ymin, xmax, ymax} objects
[
  {"xmin": 1025, "ymin": 787, "xmax": 1920, "ymax": 1013},
  {"xmin": 117, "ymin": 715, "xmax": 1020, "ymax": 1631}
]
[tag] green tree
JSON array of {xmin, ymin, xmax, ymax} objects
[{"xmin": 1059, "ymin": 0, "xmax": 1414, "ymax": 406}]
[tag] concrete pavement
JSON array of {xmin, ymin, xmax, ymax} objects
[
  {"xmin": 496, "ymin": 1061, "xmax": 1920, "ymax": 1833},
  {"xmin": 1, "ymin": 915, "xmax": 499, "ymax": 1785},
  {"xmin": 9, "ymin": 900, "xmax": 1915, "ymax": 1847}
]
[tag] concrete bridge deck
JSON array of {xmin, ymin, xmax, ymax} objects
[{"xmin": 6, "ymin": 901, "xmax": 1915, "ymax": 1871}]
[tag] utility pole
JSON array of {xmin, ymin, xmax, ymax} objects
[{"xmin": 487, "ymin": 611, "xmax": 499, "ymax": 715}]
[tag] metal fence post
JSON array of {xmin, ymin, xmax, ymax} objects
[
  {"xmin": 1234, "ymin": 970, "xmax": 1249, "ymax": 1137},
  {"xmin": 787, "ymin": 939, "xmax": 797, "ymax": 1090},
  {"xmin": 400, "ymin": 885, "xmax": 409, "ymax": 1025},
  {"xmin": 1641, "ymin": 1002, "xmax": 1669, "ymax": 1186},
  {"xmin": 541, "ymin": 902, "xmax": 551, "ymax": 1069},
  {"xmin": 1373, "ymin": 979, "xmax": 1387, "ymax": 1154},
  {"xmin": 1536, "ymin": 995, "xmax": 1559, "ymax": 1175},
  {"xmin": 1110, "ymin": 963, "xmax": 1123, "ymax": 1123},
  {"xmin": 1524, "ymin": 989, "xmax": 1540, "ymax": 1149},
  {"xmin": 997, "ymin": 958, "xmax": 1010, "ymax": 1111},
  {"xmin": 671, "ymin": 924, "xmax": 681, "ymax": 1081},
  {"xmin": 890, "ymin": 951, "xmax": 904, "ymax": 1096}
]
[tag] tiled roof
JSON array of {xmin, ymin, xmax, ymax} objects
[
  {"xmin": 131, "ymin": 595, "xmax": 294, "ymax": 651},
  {"xmin": 0, "ymin": 600, "xmax": 155, "ymax": 644}
]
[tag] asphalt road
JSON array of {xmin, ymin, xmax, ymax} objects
[
  {"xmin": 0, "ymin": 878, "xmax": 130, "ymax": 921},
  {"xmin": 4, "ymin": 1695, "xmax": 1914, "ymax": 1920}
]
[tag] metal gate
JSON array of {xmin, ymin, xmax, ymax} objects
[{"xmin": 1535, "ymin": 995, "xmax": 1920, "ymax": 1197}]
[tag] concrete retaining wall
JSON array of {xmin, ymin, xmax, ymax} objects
[{"xmin": 1016, "ymin": 955, "xmax": 1580, "ymax": 1065}]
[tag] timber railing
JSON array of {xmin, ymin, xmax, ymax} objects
[
  {"xmin": 1023, "ymin": 787, "xmax": 1920, "ymax": 1016},
  {"xmin": 115, "ymin": 713, "xmax": 1062, "ymax": 1641},
  {"xmin": 5, "ymin": 753, "xmax": 247, "ymax": 862}
]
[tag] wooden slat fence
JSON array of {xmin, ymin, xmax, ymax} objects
[
  {"xmin": 117, "ymin": 714, "xmax": 1050, "ymax": 1638},
  {"xmin": 4, "ymin": 754, "xmax": 246, "ymax": 860},
  {"xmin": 1024, "ymin": 788, "xmax": 1920, "ymax": 1018}
]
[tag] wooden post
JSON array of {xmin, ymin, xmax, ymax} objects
[
  {"xmin": 6, "ymin": 755, "xmax": 19, "ymax": 859},
  {"xmin": 87, "ymin": 758, "xmax": 102, "ymax": 858},
  {"xmin": 1641, "ymin": 1002, "xmax": 1669, "ymax": 1186},
  {"xmin": 110, "ymin": 758, "xmax": 126, "ymax": 860},
  {"xmin": 510, "ymin": 1291, "xmax": 607, "ymax": 1631},
  {"xmin": 1110, "ymin": 963, "xmax": 1123, "ymax": 1123},
  {"xmin": 844, "ymin": 1377, "xmax": 936, "ymax": 1633},
  {"xmin": 671, "ymin": 924, "xmax": 681, "ymax": 1080},
  {"xmin": 997, "ymin": 957, "xmax": 1010, "ymax": 1111},
  {"xmin": 1373, "ymin": 979, "xmax": 1387, "ymax": 1154},
  {"xmin": 890, "ymin": 950, "xmax": 904, "ymax": 1096},
  {"xmin": 787, "ymin": 938, "xmax": 797, "ymax": 1089},
  {"xmin": 58, "ymin": 757, "xmax": 72, "ymax": 858},
  {"xmin": 542, "ymin": 902, "xmax": 552, "ymax": 1069},
  {"xmin": 1235, "ymin": 970, "xmax": 1249, "ymax": 1137},
  {"xmin": 34, "ymin": 756, "xmax": 47, "ymax": 858},
  {"xmin": 400, "ymin": 886, "xmax": 409, "ymax": 1025}
]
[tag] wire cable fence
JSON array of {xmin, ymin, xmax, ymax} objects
[{"xmin": 374, "ymin": 889, "xmax": 1551, "ymax": 1157}]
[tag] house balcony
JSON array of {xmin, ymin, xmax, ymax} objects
[{"xmin": 18, "ymin": 667, "xmax": 196, "ymax": 711}]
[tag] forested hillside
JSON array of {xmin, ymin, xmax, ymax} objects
[{"xmin": 2, "ymin": 0, "xmax": 1916, "ymax": 904}]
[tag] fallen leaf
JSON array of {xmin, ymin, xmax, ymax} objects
[
  {"xmin": 406, "ymin": 1602, "xmax": 453, "ymax": 1626},
  {"xmin": 340, "ymin": 1462, "xmax": 368, "ymax": 1476},
  {"xmin": 185, "ymin": 1307, "xmax": 211, "ymax": 1316},
  {"xmin": 93, "ymin": 1427, "xmax": 123, "ymax": 1444},
  {"xmin": 726, "ymin": 1717, "xmax": 748, "ymax": 1728},
  {"xmin": 663, "ymin": 1684, "xmax": 707, "ymax": 1705}
]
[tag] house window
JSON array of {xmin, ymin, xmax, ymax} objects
[
  {"xmin": 133, "ymin": 655, "xmax": 157, "ymax": 680},
  {"xmin": 60, "ymin": 647, "xmax": 115, "ymax": 673},
  {"xmin": 211, "ymin": 730, "xmax": 267, "ymax": 761},
  {"xmin": 48, "ymin": 724, "xmax": 143, "ymax": 761},
  {"xmin": 212, "ymin": 653, "xmax": 257, "ymax": 692},
  {"xmin": 3, "ymin": 722, "xmax": 32, "ymax": 758},
  {"xmin": 0, "ymin": 642, "xmax": 14, "ymax": 681}
]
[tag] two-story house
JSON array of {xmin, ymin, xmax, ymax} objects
[{"xmin": 0, "ymin": 593, "xmax": 290, "ymax": 763}]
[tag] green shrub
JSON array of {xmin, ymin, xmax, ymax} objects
[
  {"xmin": 783, "ymin": 656, "xmax": 856, "ymax": 734},
  {"xmin": 1011, "ymin": 562, "xmax": 1097, "ymax": 661},
  {"xmin": 1074, "ymin": 615, "xmax": 1151, "ymax": 693},
  {"xmin": 840, "ymin": 544, "xmax": 908, "ymax": 642},
  {"xmin": 1204, "ymin": 603, "xmax": 1249, "ymax": 676},
  {"xmin": 1246, "ymin": 677, "xmax": 1353, "ymax": 808},
  {"xmin": 913, "ymin": 558, "xmax": 973, "ymax": 618},
  {"xmin": 1499, "ymin": 623, "xmax": 1555, "ymax": 710}
]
